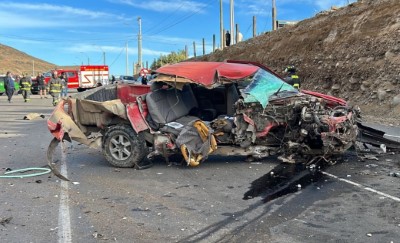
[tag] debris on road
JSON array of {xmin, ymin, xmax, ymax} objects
[
  {"xmin": 388, "ymin": 172, "xmax": 400, "ymax": 177},
  {"xmin": 0, "ymin": 216, "xmax": 13, "ymax": 226},
  {"xmin": 23, "ymin": 113, "xmax": 45, "ymax": 120}
]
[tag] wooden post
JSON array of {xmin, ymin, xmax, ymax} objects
[
  {"xmin": 253, "ymin": 16, "xmax": 256, "ymax": 37},
  {"xmin": 223, "ymin": 28, "xmax": 226, "ymax": 47},
  {"xmin": 235, "ymin": 24, "xmax": 239, "ymax": 44},
  {"xmin": 193, "ymin": 41, "xmax": 196, "ymax": 58},
  {"xmin": 202, "ymin": 38, "xmax": 205, "ymax": 55},
  {"xmin": 213, "ymin": 34, "xmax": 216, "ymax": 52}
]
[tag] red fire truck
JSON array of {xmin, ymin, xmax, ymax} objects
[{"xmin": 44, "ymin": 65, "xmax": 109, "ymax": 92}]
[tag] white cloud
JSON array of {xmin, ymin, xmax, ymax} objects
[
  {"xmin": 0, "ymin": 2, "xmax": 132, "ymax": 29},
  {"xmin": 108, "ymin": 0, "xmax": 207, "ymax": 13}
]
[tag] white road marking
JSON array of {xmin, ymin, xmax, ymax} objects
[
  {"xmin": 58, "ymin": 143, "xmax": 72, "ymax": 243},
  {"xmin": 322, "ymin": 171, "xmax": 400, "ymax": 202},
  {"xmin": 385, "ymin": 134, "xmax": 400, "ymax": 139}
]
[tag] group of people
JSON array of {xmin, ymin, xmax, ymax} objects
[
  {"xmin": 4, "ymin": 72, "xmax": 33, "ymax": 103},
  {"xmin": 3, "ymin": 70, "xmax": 68, "ymax": 105}
]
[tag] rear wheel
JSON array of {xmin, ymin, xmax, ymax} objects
[{"xmin": 103, "ymin": 124, "xmax": 148, "ymax": 167}]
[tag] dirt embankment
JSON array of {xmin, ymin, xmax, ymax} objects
[
  {"xmin": 0, "ymin": 44, "xmax": 55, "ymax": 75},
  {"xmin": 199, "ymin": 0, "xmax": 400, "ymax": 125}
]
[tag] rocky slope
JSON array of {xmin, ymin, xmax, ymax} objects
[
  {"xmin": 198, "ymin": 0, "xmax": 400, "ymax": 124},
  {"xmin": 0, "ymin": 44, "xmax": 55, "ymax": 75}
]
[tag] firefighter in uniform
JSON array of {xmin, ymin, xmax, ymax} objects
[
  {"xmin": 20, "ymin": 73, "xmax": 32, "ymax": 102},
  {"xmin": 48, "ymin": 70, "xmax": 62, "ymax": 106},
  {"xmin": 284, "ymin": 65, "xmax": 300, "ymax": 89}
]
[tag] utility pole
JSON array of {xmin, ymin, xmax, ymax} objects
[
  {"xmin": 138, "ymin": 17, "xmax": 142, "ymax": 73},
  {"xmin": 126, "ymin": 42, "xmax": 129, "ymax": 75},
  {"xmin": 272, "ymin": 0, "xmax": 277, "ymax": 31},
  {"xmin": 103, "ymin": 52, "xmax": 106, "ymax": 65},
  {"xmin": 185, "ymin": 45, "xmax": 188, "ymax": 59},
  {"xmin": 220, "ymin": 0, "xmax": 223, "ymax": 49},
  {"xmin": 253, "ymin": 16, "xmax": 256, "ymax": 37},
  {"xmin": 230, "ymin": 0, "xmax": 234, "ymax": 45},
  {"xmin": 32, "ymin": 60, "xmax": 34, "ymax": 76}
]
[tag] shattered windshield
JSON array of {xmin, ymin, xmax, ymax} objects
[{"xmin": 242, "ymin": 68, "xmax": 298, "ymax": 108}]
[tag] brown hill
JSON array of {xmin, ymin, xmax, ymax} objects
[
  {"xmin": 199, "ymin": 0, "xmax": 400, "ymax": 124},
  {"xmin": 0, "ymin": 44, "xmax": 56, "ymax": 76}
]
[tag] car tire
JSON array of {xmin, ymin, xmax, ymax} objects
[{"xmin": 103, "ymin": 124, "xmax": 148, "ymax": 168}]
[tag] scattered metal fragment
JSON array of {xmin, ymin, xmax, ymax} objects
[{"xmin": 0, "ymin": 217, "xmax": 13, "ymax": 226}]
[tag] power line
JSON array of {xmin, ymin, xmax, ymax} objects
[
  {"xmin": 143, "ymin": 1, "xmax": 190, "ymax": 35},
  {"xmin": 109, "ymin": 45, "xmax": 126, "ymax": 67},
  {"xmin": 145, "ymin": 0, "xmax": 217, "ymax": 36}
]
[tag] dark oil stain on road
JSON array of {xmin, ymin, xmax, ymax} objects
[{"xmin": 243, "ymin": 162, "xmax": 323, "ymax": 203}]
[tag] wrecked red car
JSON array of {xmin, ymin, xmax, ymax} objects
[{"xmin": 47, "ymin": 60, "xmax": 361, "ymax": 173}]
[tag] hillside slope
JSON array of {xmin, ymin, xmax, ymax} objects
[
  {"xmin": 0, "ymin": 44, "xmax": 55, "ymax": 75},
  {"xmin": 199, "ymin": 0, "xmax": 400, "ymax": 124}
]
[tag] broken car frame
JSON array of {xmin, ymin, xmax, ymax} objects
[{"xmin": 47, "ymin": 60, "xmax": 400, "ymax": 180}]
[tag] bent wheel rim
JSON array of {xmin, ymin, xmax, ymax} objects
[{"xmin": 109, "ymin": 134, "xmax": 132, "ymax": 161}]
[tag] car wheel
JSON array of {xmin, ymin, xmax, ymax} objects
[{"xmin": 103, "ymin": 124, "xmax": 148, "ymax": 168}]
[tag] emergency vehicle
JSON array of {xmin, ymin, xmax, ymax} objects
[{"xmin": 44, "ymin": 65, "xmax": 109, "ymax": 92}]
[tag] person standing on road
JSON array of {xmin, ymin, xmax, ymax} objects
[
  {"xmin": 60, "ymin": 73, "xmax": 68, "ymax": 98},
  {"xmin": 225, "ymin": 30, "xmax": 231, "ymax": 47},
  {"xmin": 36, "ymin": 72, "xmax": 48, "ymax": 99},
  {"xmin": 4, "ymin": 71, "xmax": 15, "ymax": 103},
  {"xmin": 20, "ymin": 73, "xmax": 32, "ymax": 102},
  {"xmin": 48, "ymin": 70, "xmax": 62, "ymax": 106}
]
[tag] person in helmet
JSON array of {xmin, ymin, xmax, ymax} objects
[
  {"xmin": 20, "ymin": 73, "xmax": 32, "ymax": 102},
  {"xmin": 284, "ymin": 65, "xmax": 300, "ymax": 89}
]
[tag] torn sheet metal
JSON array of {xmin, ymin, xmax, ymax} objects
[{"xmin": 47, "ymin": 98, "xmax": 127, "ymax": 148}]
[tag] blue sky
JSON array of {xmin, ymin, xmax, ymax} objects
[{"xmin": 0, "ymin": 0, "xmax": 355, "ymax": 76}]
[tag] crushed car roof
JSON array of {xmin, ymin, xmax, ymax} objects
[{"xmin": 155, "ymin": 61, "xmax": 259, "ymax": 86}]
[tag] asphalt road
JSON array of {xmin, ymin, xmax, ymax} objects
[{"xmin": 1, "ymin": 93, "xmax": 400, "ymax": 243}]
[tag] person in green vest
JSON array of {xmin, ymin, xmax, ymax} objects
[
  {"xmin": 284, "ymin": 65, "xmax": 300, "ymax": 89},
  {"xmin": 48, "ymin": 70, "xmax": 62, "ymax": 106},
  {"xmin": 20, "ymin": 73, "xmax": 32, "ymax": 102}
]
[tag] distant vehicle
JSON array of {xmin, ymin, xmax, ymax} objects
[
  {"xmin": 0, "ymin": 75, "xmax": 21, "ymax": 96},
  {"xmin": 118, "ymin": 75, "xmax": 136, "ymax": 84},
  {"xmin": 44, "ymin": 65, "xmax": 109, "ymax": 92}
]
